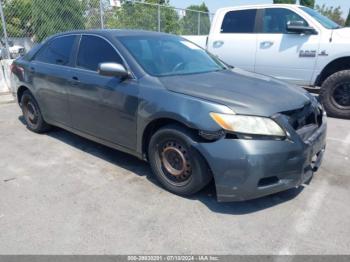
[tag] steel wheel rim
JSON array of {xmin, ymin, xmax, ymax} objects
[
  {"xmin": 24, "ymin": 100, "xmax": 39, "ymax": 125},
  {"xmin": 159, "ymin": 140, "xmax": 192, "ymax": 185},
  {"xmin": 332, "ymin": 83, "xmax": 350, "ymax": 109}
]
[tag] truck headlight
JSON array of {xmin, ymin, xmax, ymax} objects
[{"xmin": 210, "ymin": 112, "xmax": 285, "ymax": 137}]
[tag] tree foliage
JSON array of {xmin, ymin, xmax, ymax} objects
[
  {"xmin": 345, "ymin": 9, "xmax": 350, "ymax": 27},
  {"xmin": 273, "ymin": 0, "xmax": 296, "ymax": 4},
  {"xmin": 300, "ymin": 0, "xmax": 315, "ymax": 8},
  {"xmin": 181, "ymin": 3, "xmax": 211, "ymax": 35},
  {"xmin": 2, "ymin": 0, "xmax": 33, "ymax": 37},
  {"xmin": 32, "ymin": 0, "xmax": 84, "ymax": 42},
  {"xmin": 106, "ymin": 0, "xmax": 180, "ymax": 34},
  {"xmin": 315, "ymin": 4, "xmax": 345, "ymax": 26}
]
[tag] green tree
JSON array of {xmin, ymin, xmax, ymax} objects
[
  {"xmin": 2, "ymin": 0, "xmax": 33, "ymax": 37},
  {"xmin": 180, "ymin": 3, "xmax": 211, "ymax": 35},
  {"xmin": 300, "ymin": 0, "xmax": 315, "ymax": 8},
  {"xmin": 106, "ymin": 0, "xmax": 180, "ymax": 34},
  {"xmin": 315, "ymin": 4, "xmax": 345, "ymax": 26},
  {"xmin": 273, "ymin": 0, "xmax": 296, "ymax": 4},
  {"xmin": 345, "ymin": 9, "xmax": 350, "ymax": 27},
  {"xmin": 32, "ymin": 0, "xmax": 85, "ymax": 42}
]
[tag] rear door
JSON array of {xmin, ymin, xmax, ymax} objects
[
  {"xmin": 30, "ymin": 35, "xmax": 77, "ymax": 126},
  {"xmin": 207, "ymin": 8, "xmax": 258, "ymax": 71},
  {"xmin": 68, "ymin": 35, "xmax": 139, "ymax": 149},
  {"xmin": 254, "ymin": 8, "xmax": 320, "ymax": 85}
]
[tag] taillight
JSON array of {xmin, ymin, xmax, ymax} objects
[{"xmin": 10, "ymin": 63, "xmax": 24, "ymax": 77}]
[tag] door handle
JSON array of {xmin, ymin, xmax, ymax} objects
[
  {"xmin": 260, "ymin": 41, "xmax": 274, "ymax": 49},
  {"xmin": 213, "ymin": 40, "xmax": 224, "ymax": 48},
  {"xmin": 70, "ymin": 76, "xmax": 80, "ymax": 86}
]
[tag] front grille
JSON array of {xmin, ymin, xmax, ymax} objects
[{"xmin": 282, "ymin": 102, "xmax": 323, "ymax": 141}]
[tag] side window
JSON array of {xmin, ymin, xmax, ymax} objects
[
  {"xmin": 221, "ymin": 9, "xmax": 257, "ymax": 33},
  {"xmin": 262, "ymin": 8, "xmax": 308, "ymax": 34},
  {"xmin": 35, "ymin": 36, "xmax": 75, "ymax": 65},
  {"xmin": 77, "ymin": 35, "xmax": 123, "ymax": 71}
]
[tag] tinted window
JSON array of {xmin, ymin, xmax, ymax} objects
[
  {"xmin": 263, "ymin": 8, "xmax": 308, "ymax": 33},
  {"xmin": 221, "ymin": 9, "xmax": 257, "ymax": 33},
  {"xmin": 77, "ymin": 35, "xmax": 123, "ymax": 71},
  {"xmin": 35, "ymin": 35, "xmax": 75, "ymax": 65}
]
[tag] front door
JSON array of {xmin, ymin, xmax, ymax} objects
[
  {"xmin": 68, "ymin": 35, "xmax": 139, "ymax": 150},
  {"xmin": 254, "ymin": 8, "xmax": 320, "ymax": 85}
]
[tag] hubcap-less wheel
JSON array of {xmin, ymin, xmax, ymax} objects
[
  {"xmin": 332, "ymin": 83, "xmax": 350, "ymax": 109},
  {"xmin": 24, "ymin": 100, "xmax": 39, "ymax": 126},
  {"xmin": 159, "ymin": 140, "xmax": 192, "ymax": 186}
]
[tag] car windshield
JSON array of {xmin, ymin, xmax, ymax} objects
[
  {"xmin": 300, "ymin": 7, "xmax": 342, "ymax": 29},
  {"xmin": 119, "ymin": 35, "xmax": 226, "ymax": 77}
]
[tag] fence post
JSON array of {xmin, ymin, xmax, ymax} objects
[
  {"xmin": 157, "ymin": 4, "xmax": 161, "ymax": 32},
  {"xmin": 197, "ymin": 12, "xmax": 201, "ymax": 35},
  {"xmin": 99, "ymin": 0, "xmax": 104, "ymax": 29},
  {"xmin": 0, "ymin": 0, "xmax": 10, "ymax": 58}
]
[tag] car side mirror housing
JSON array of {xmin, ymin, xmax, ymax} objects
[
  {"xmin": 98, "ymin": 63, "xmax": 130, "ymax": 78},
  {"xmin": 286, "ymin": 21, "xmax": 318, "ymax": 35}
]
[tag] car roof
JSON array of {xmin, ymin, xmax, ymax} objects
[{"xmin": 50, "ymin": 29, "xmax": 172, "ymax": 39}]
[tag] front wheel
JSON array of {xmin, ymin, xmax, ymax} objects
[
  {"xmin": 148, "ymin": 125, "xmax": 212, "ymax": 196},
  {"xmin": 320, "ymin": 70, "xmax": 350, "ymax": 119}
]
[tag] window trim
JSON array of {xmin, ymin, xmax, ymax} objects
[
  {"xmin": 257, "ymin": 7, "xmax": 310, "ymax": 34},
  {"xmin": 220, "ymin": 9, "xmax": 259, "ymax": 34},
  {"xmin": 74, "ymin": 33, "xmax": 136, "ymax": 79},
  {"xmin": 32, "ymin": 34, "xmax": 79, "ymax": 67}
]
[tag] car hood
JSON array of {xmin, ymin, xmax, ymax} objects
[
  {"xmin": 334, "ymin": 27, "xmax": 350, "ymax": 40},
  {"xmin": 159, "ymin": 68, "xmax": 311, "ymax": 116}
]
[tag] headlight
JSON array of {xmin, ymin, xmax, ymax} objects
[{"xmin": 210, "ymin": 112, "xmax": 285, "ymax": 137}]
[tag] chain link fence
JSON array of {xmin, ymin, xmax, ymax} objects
[{"xmin": 0, "ymin": 0, "xmax": 214, "ymax": 58}]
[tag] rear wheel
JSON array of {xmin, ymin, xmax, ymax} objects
[
  {"xmin": 148, "ymin": 125, "xmax": 212, "ymax": 196},
  {"xmin": 320, "ymin": 70, "xmax": 350, "ymax": 119},
  {"xmin": 21, "ymin": 90, "xmax": 51, "ymax": 133}
]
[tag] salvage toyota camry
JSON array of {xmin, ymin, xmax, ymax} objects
[{"xmin": 11, "ymin": 30, "xmax": 327, "ymax": 201}]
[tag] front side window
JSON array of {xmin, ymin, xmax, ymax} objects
[
  {"xmin": 120, "ymin": 36, "xmax": 225, "ymax": 77},
  {"xmin": 262, "ymin": 8, "xmax": 308, "ymax": 34},
  {"xmin": 35, "ymin": 35, "xmax": 75, "ymax": 65},
  {"xmin": 77, "ymin": 35, "xmax": 123, "ymax": 71},
  {"xmin": 221, "ymin": 9, "xmax": 257, "ymax": 33}
]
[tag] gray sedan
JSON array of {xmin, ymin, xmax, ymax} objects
[{"xmin": 11, "ymin": 30, "xmax": 327, "ymax": 201}]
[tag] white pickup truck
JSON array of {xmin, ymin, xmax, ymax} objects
[{"xmin": 184, "ymin": 4, "xmax": 350, "ymax": 119}]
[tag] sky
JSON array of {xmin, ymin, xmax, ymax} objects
[{"xmin": 170, "ymin": 0, "xmax": 350, "ymax": 18}]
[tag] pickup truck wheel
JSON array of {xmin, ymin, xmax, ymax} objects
[
  {"xmin": 21, "ymin": 90, "xmax": 51, "ymax": 133},
  {"xmin": 148, "ymin": 125, "xmax": 212, "ymax": 196},
  {"xmin": 320, "ymin": 70, "xmax": 350, "ymax": 119}
]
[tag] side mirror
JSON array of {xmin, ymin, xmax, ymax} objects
[
  {"xmin": 98, "ymin": 62, "xmax": 130, "ymax": 78},
  {"xmin": 286, "ymin": 21, "xmax": 318, "ymax": 35}
]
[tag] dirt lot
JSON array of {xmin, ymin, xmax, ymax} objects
[{"xmin": 0, "ymin": 102, "xmax": 349, "ymax": 255}]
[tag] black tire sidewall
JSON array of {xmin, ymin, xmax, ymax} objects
[
  {"xmin": 21, "ymin": 91, "xmax": 49, "ymax": 133},
  {"xmin": 320, "ymin": 70, "xmax": 350, "ymax": 119},
  {"xmin": 148, "ymin": 125, "xmax": 212, "ymax": 196}
]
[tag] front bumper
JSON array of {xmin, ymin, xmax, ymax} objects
[{"xmin": 195, "ymin": 114, "xmax": 327, "ymax": 202}]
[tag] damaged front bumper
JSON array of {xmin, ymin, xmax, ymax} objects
[{"xmin": 194, "ymin": 113, "xmax": 327, "ymax": 202}]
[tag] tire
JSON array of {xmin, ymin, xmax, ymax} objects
[
  {"xmin": 21, "ymin": 90, "xmax": 51, "ymax": 133},
  {"xmin": 148, "ymin": 124, "xmax": 212, "ymax": 196},
  {"xmin": 320, "ymin": 70, "xmax": 350, "ymax": 119}
]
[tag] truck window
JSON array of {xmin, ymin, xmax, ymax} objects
[
  {"xmin": 262, "ymin": 8, "xmax": 308, "ymax": 34},
  {"xmin": 221, "ymin": 9, "xmax": 257, "ymax": 33}
]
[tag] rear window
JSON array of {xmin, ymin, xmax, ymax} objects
[{"xmin": 221, "ymin": 9, "xmax": 257, "ymax": 33}]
